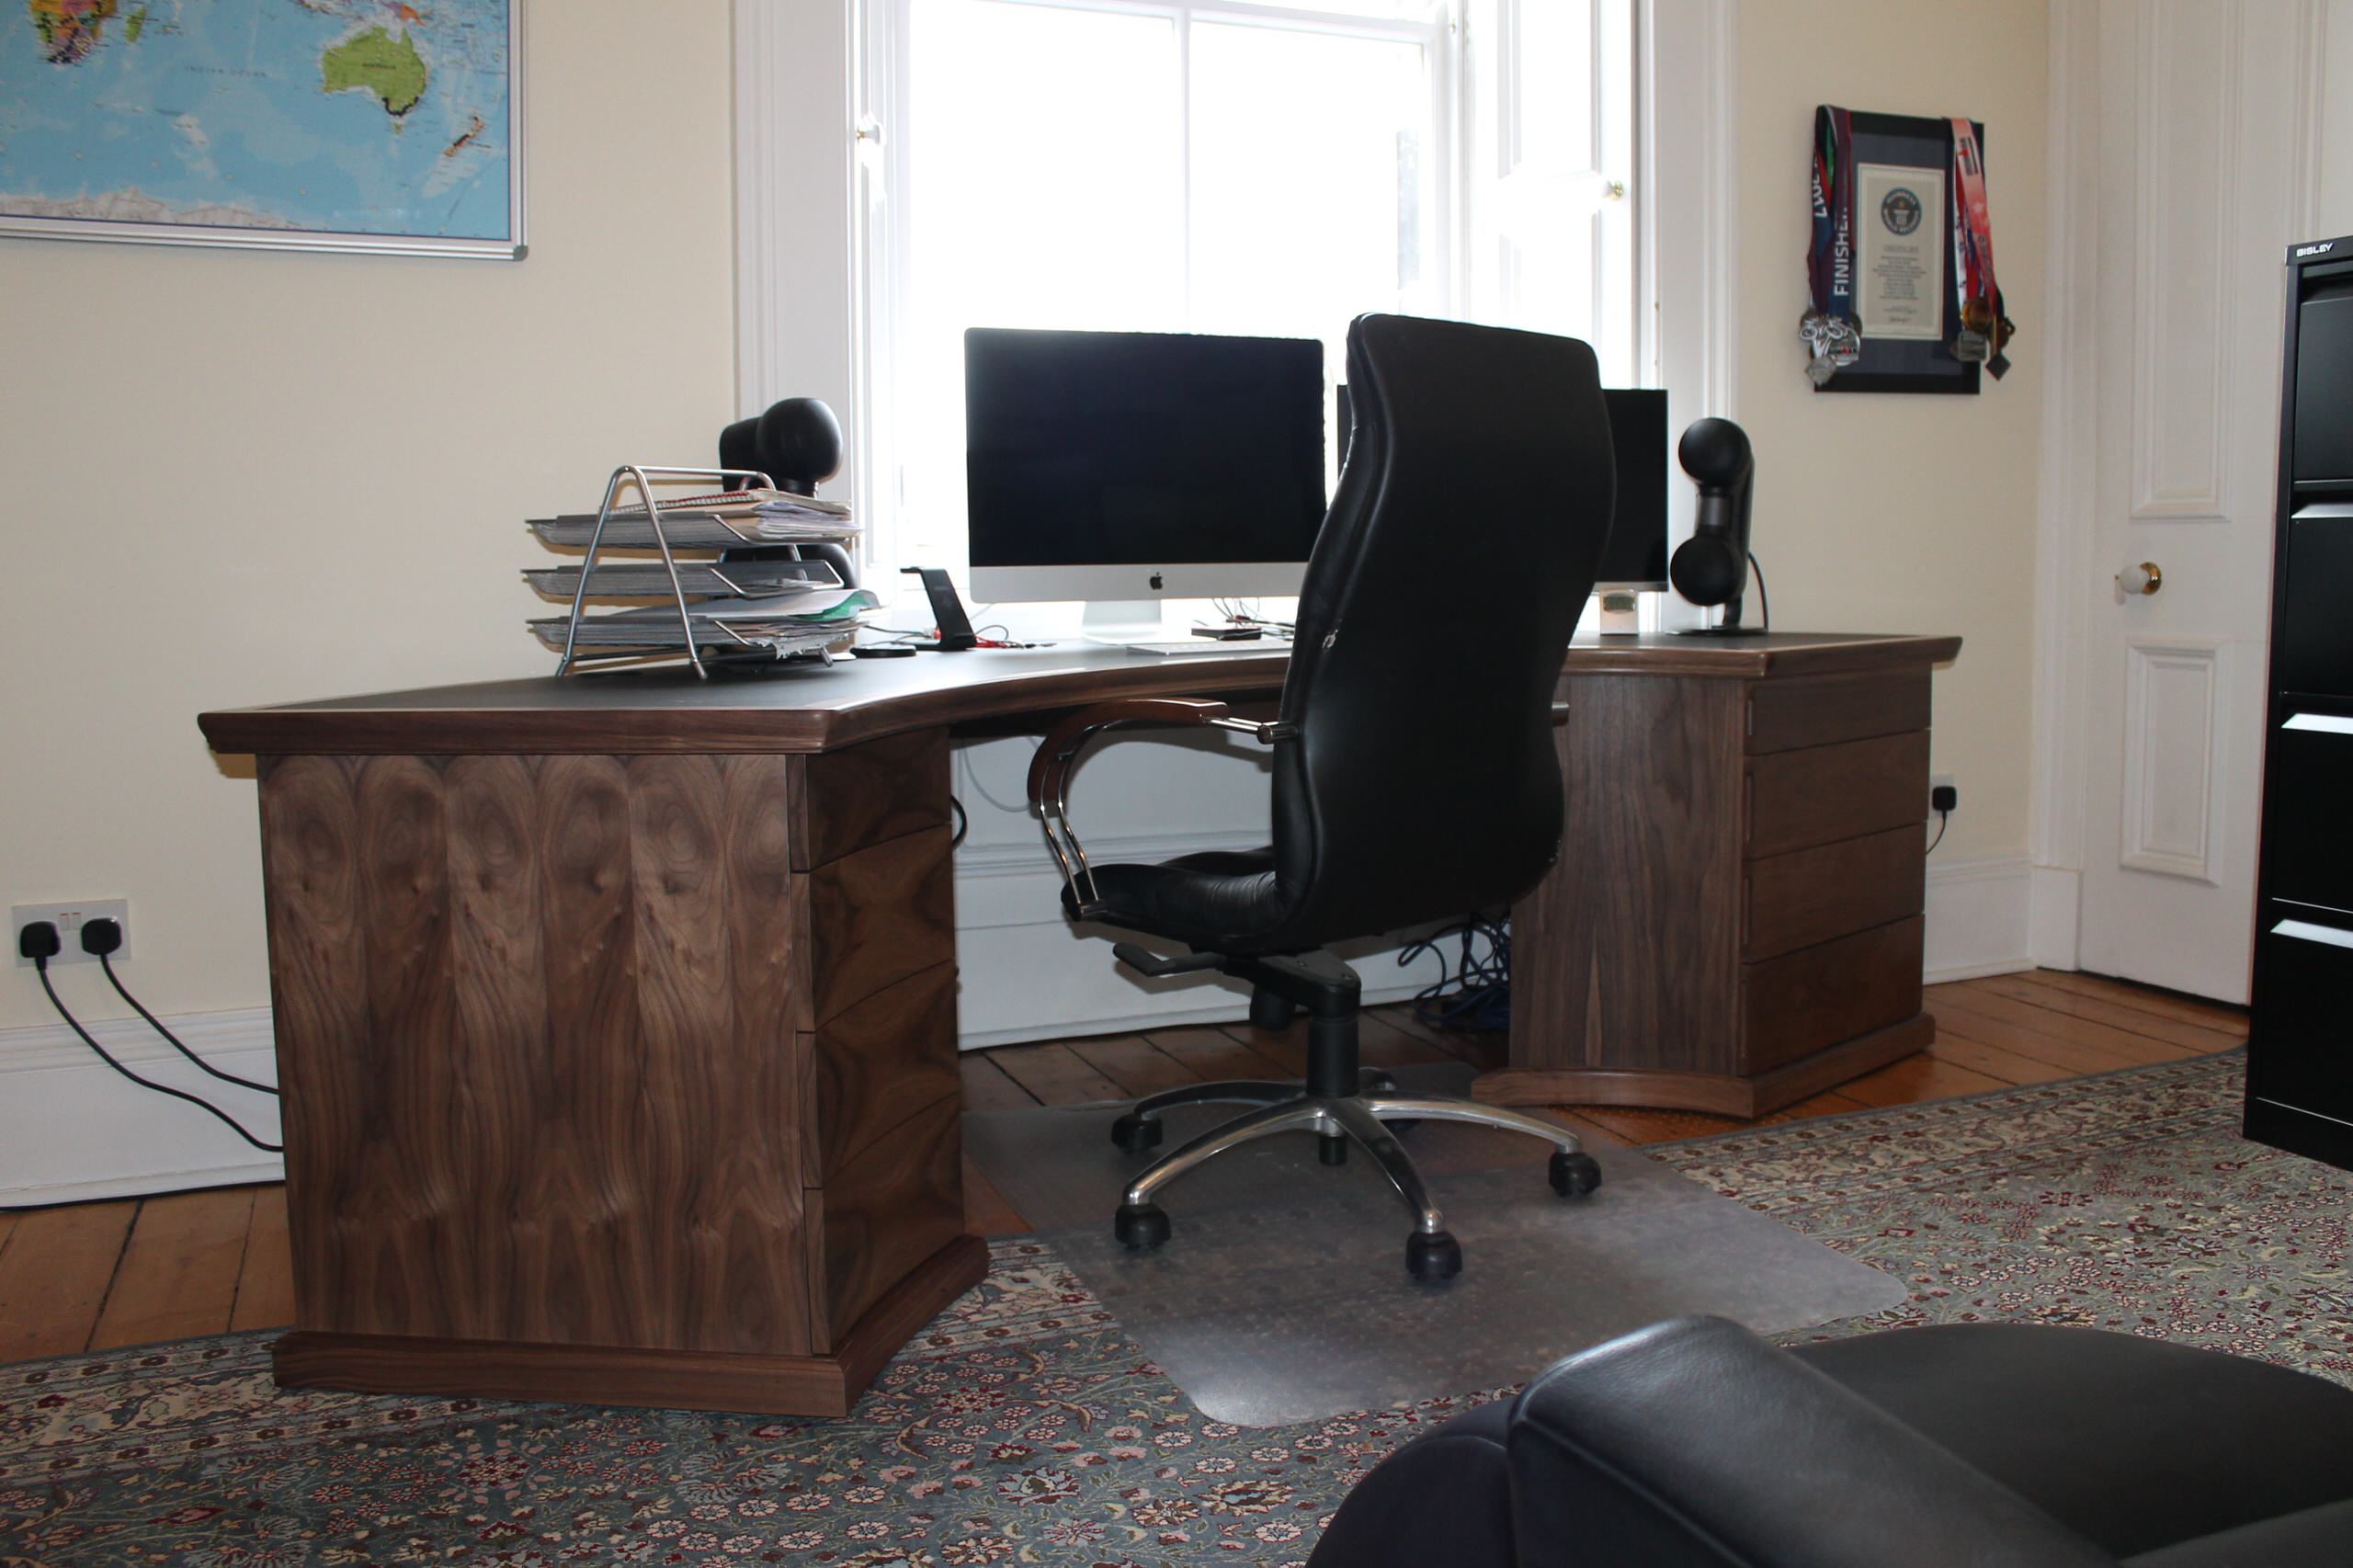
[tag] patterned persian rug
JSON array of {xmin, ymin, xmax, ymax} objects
[{"xmin": 6, "ymin": 1051, "xmax": 2346, "ymax": 1568}]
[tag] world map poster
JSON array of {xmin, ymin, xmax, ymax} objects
[{"xmin": 0, "ymin": 0, "xmax": 520, "ymax": 256}]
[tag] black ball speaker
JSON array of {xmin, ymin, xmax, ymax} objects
[
  {"xmin": 1668, "ymin": 416, "xmax": 1757, "ymax": 631},
  {"xmin": 718, "ymin": 396, "xmax": 844, "ymax": 496},
  {"xmin": 716, "ymin": 396, "xmax": 855, "ymax": 589}
]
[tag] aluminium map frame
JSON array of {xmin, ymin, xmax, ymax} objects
[{"xmin": 0, "ymin": 2, "xmax": 525, "ymax": 260}]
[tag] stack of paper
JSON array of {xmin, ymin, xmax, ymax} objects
[
  {"xmin": 522, "ymin": 558, "xmax": 842, "ymax": 599},
  {"xmin": 529, "ymin": 488, "xmax": 861, "ymax": 550},
  {"xmin": 529, "ymin": 589, "xmax": 882, "ymax": 657},
  {"xmin": 525, "ymin": 481, "xmax": 870, "ymax": 666}
]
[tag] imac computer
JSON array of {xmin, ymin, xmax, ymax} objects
[{"xmin": 962, "ymin": 326, "xmax": 1325, "ymax": 642}]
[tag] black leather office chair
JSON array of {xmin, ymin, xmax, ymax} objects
[
  {"xmin": 1022, "ymin": 313, "xmax": 1617, "ymax": 1279},
  {"xmin": 1308, "ymin": 1315, "xmax": 2353, "ymax": 1566}
]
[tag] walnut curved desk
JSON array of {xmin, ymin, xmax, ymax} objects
[{"xmin": 198, "ymin": 631, "xmax": 1952, "ymax": 1416}]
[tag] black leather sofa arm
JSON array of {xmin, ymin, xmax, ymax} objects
[{"xmin": 1504, "ymin": 1316, "xmax": 2119, "ymax": 1568}]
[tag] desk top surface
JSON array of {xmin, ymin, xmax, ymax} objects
[{"xmin": 199, "ymin": 631, "xmax": 1960, "ymax": 756}]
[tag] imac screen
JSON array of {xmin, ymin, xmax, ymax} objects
[{"xmin": 964, "ymin": 327, "xmax": 1326, "ymax": 568}]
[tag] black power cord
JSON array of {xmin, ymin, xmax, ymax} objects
[
  {"xmin": 1398, "ymin": 915, "xmax": 1513, "ymax": 1031},
  {"xmin": 20, "ymin": 921, "xmax": 281, "ymax": 1153},
  {"xmin": 1747, "ymin": 551, "xmax": 1771, "ymax": 633},
  {"xmin": 82, "ymin": 918, "xmax": 278, "ymax": 1096}
]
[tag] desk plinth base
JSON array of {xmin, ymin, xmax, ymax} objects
[
  {"xmin": 1472, "ymin": 1014, "xmax": 1935, "ymax": 1119},
  {"xmin": 272, "ymin": 1234, "xmax": 989, "ymax": 1418}
]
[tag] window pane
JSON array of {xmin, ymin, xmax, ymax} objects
[
  {"xmin": 1188, "ymin": 21, "xmax": 1433, "ymax": 379},
  {"xmin": 901, "ymin": 0, "xmax": 1182, "ymax": 550}
]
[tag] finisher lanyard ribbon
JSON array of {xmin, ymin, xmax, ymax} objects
[
  {"xmin": 1949, "ymin": 118, "xmax": 2015, "ymax": 379},
  {"xmin": 1801, "ymin": 106, "xmax": 1863, "ymax": 385}
]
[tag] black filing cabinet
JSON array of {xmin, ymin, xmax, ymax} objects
[{"xmin": 2246, "ymin": 235, "xmax": 2353, "ymax": 1170}]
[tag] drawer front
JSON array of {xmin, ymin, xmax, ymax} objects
[
  {"xmin": 1744, "ymin": 825, "xmax": 1925, "ymax": 961},
  {"xmin": 1741, "ymin": 915, "xmax": 1924, "ymax": 1074},
  {"xmin": 2248, "ymin": 907, "xmax": 2353, "ymax": 1124},
  {"xmin": 2278, "ymin": 507, "xmax": 2353, "ymax": 698},
  {"xmin": 809, "ymin": 825, "xmax": 956, "ymax": 1024},
  {"xmin": 812, "ymin": 1093, "xmax": 965, "ymax": 1347},
  {"xmin": 791, "ymin": 728, "xmax": 951, "ymax": 871},
  {"xmin": 2263, "ymin": 699, "xmax": 2353, "ymax": 911},
  {"xmin": 1745, "ymin": 732, "xmax": 1929, "ymax": 859},
  {"xmin": 1745, "ymin": 667, "xmax": 1931, "ymax": 755},
  {"xmin": 804, "ymin": 960, "xmax": 961, "ymax": 1185}
]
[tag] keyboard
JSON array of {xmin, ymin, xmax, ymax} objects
[{"xmin": 1119, "ymin": 638, "xmax": 1287, "ymax": 656}]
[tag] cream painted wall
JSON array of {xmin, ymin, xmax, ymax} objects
[
  {"xmin": 1733, "ymin": 0, "xmax": 2050, "ymax": 865},
  {"xmin": 2323, "ymin": 0, "xmax": 2353, "ymax": 235},
  {"xmin": 0, "ymin": 0, "xmax": 739, "ymax": 1032}
]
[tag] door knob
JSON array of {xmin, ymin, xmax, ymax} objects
[{"xmin": 2117, "ymin": 562, "xmax": 2163, "ymax": 596}]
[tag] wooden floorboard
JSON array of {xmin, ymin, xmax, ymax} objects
[
  {"xmin": 0, "ymin": 973, "xmax": 2249, "ymax": 1368},
  {"xmin": 90, "ymin": 1188, "xmax": 255, "ymax": 1352},
  {"xmin": 2026, "ymin": 969, "xmax": 2249, "ymax": 1032},
  {"xmin": 230, "ymin": 1185, "xmax": 297, "ymax": 1334},
  {"xmin": 0, "ymin": 1199, "xmax": 139, "ymax": 1360},
  {"xmin": 987, "ymin": 1041, "xmax": 1128, "ymax": 1106},
  {"xmin": 1067, "ymin": 1035, "xmax": 1200, "ymax": 1098},
  {"xmin": 1959, "ymin": 972, "xmax": 2245, "ymax": 1052}
]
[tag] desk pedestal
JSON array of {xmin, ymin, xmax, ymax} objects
[
  {"xmin": 1487, "ymin": 641, "xmax": 1949, "ymax": 1116},
  {"xmin": 253, "ymin": 730, "xmax": 982, "ymax": 1415}
]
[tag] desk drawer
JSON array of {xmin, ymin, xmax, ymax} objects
[
  {"xmin": 1745, "ymin": 668, "xmax": 1931, "ymax": 755},
  {"xmin": 1744, "ymin": 826, "xmax": 1925, "ymax": 960},
  {"xmin": 1745, "ymin": 732, "xmax": 1928, "ymax": 859},
  {"xmin": 2263, "ymin": 700, "xmax": 2353, "ymax": 912},
  {"xmin": 809, "ymin": 825, "xmax": 956, "ymax": 1024},
  {"xmin": 803, "ymin": 960, "xmax": 960, "ymax": 1185},
  {"xmin": 792, "ymin": 728, "xmax": 951, "ymax": 870},
  {"xmin": 2249, "ymin": 907, "xmax": 2353, "ymax": 1124},
  {"xmin": 810, "ymin": 1093, "xmax": 965, "ymax": 1348},
  {"xmin": 1741, "ymin": 915, "xmax": 1924, "ymax": 1074}
]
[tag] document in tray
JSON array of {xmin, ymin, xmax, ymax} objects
[
  {"xmin": 529, "ymin": 501, "xmax": 860, "ymax": 555},
  {"xmin": 522, "ymin": 559, "xmax": 842, "ymax": 599},
  {"xmin": 528, "ymin": 589, "xmax": 882, "ymax": 652}
]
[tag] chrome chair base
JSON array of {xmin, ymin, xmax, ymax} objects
[{"xmin": 1109, "ymin": 1069, "xmax": 1603, "ymax": 1281}]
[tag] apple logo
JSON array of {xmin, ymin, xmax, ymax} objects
[{"xmin": 1150, "ymin": 571, "xmax": 1165, "ymax": 590}]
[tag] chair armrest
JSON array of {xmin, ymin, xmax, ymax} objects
[
  {"xmin": 1024, "ymin": 697, "xmax": 1294, "ymax": 918},
  {"xmin": 1506, "ymin": 1317, "xmax": 2118, "ymax": 1568},
  {"xmin": 1025, "ymin": 698, "xmax": 1236, "ymax": 810}
]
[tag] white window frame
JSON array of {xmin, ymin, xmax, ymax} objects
[{"xmin": 731, "ymin": 0, "xmax": 1734, "ymax": 598}]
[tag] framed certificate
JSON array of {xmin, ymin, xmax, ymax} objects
[{"xmin": 1812, "ymin": 111, "xmax": 1984, "ymax": 395}]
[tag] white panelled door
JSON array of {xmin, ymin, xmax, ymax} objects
[{"xmin": 2075, "ymin": 0, "xmax": 2326, "ymax": 1000}]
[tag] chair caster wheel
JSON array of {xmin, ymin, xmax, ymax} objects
[
  {"xmin": 1110, "ymin": 1113, "xmax": 1164, "ymax": 1153},
  {"xmin": 1115, "ymin": 1202, "xmax": 1171, "ymax": 1251},
  {"xmin": 1550, "ymin": 1150, "xmax": 1603, "ymax": 1198},
  {"xmin": 1405, "ymin": 1230, "xmax": 1462, "ymax": 1282}
]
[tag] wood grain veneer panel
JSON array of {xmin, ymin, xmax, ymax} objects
[
  {"xmin": 1741, "ymin": 916, "xmax": 1926, "ymax": 1074},
  {"xmin": 1745, "ymin": 667, "xmax": 1931, "ymax": 754},
  {"xmin": 791, "ymin": 726, "xmax": 950, "ymax": 870},
  {"xmin": 1744, "ymin": 824, "xmax": 1927, "ymax": 960},
  {"xmin": 1745, "ymin": 731, "xmax": 1929, "ymax": 859},
  {"xmin": 808, "ymin": 826, "xmax": 955, "ymax": 1024},
  {"xmin": 258, "ymin": 754, "xmax": 814, "ymax": 1358},
  {"xmin": 813, "ymin": 1094, "xmax": 965, "ymax": 1346},
  {"xmin": 1511, "ymin": 674, "xmax": 1745, "ymax": 1074},
  {"xmin": 807, "ymin": 960, "xmax": 961, "ymax": 1185}
]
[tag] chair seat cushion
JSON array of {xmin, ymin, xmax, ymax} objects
[
  {"xmin": 2124, "ymin": 1498, "xmax": 2353, "ymax": 1567},
  {"xmin": 1062, "ymin": 847, "xmax": 1290, "ymax": 953},
  {"xmin": 1790, "ymin": 1324, "xmax": 2353, "ymax": 1559}
]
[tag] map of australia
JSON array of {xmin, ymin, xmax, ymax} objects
[{"xmin": 1, "ymin": 0, "xmax": 512, "ymax": 243}]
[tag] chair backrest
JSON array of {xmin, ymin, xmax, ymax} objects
[{"xmin": 1266, "ymin": 314, "xmax": 1615, "ymax": 947}]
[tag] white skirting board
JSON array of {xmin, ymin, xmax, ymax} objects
[
  {"xmin": 0, "ymin": 1006, "xmax": 282, "ymax": 1207},
  {"xmin": 0, "ymin": 849, "xmax": 2033, "ymax": 1207}
]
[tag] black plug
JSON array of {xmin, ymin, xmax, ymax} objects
[
  {"xmin": 18, "ymin": 920, "xmax": 61, "ymax": 961},
  {"xmin": 81, "ymin": 917, "xmax": 124, "ymax": 958},
  {"xmin": 1930, "ymin": 783, "xmax": 1959, "ymax": 814}
]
